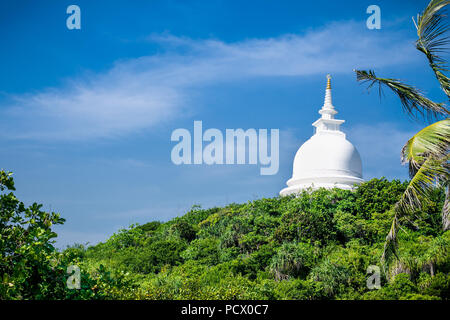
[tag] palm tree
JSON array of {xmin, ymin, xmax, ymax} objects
[{"xmin": 354, "ymin": 0, "xmax": 450, "ymax": 268}]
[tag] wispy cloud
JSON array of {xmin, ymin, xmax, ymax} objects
[{"xmin": 0, "ymin": 20, "xmax": 417, "ymax": 140}]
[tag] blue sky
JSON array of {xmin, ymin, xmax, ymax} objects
[{"xmin": 0, "ymin": 0, "xmax": 445, "ymax": 247}]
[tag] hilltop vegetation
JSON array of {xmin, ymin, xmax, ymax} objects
[
  {"xmin": 1, "ymin": 170, "xmax": 448, "ymax": 300},
  {"xmin": 74, "ymin": 178, "xmax": 449, "ymax": 300}
]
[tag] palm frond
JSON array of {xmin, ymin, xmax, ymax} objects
[
  {"xmin": 397, "ymin": 156, "xmax": 449, "ymax": 214},
  {"xmin": 381, "ymin": 214, "xmax": 399, "ymax": 267},
  {"xmin": 382, "ymin": 156, "xmax": 449, "ymax": 262},
  {"xmin": 401, "ymin": 118, "xmax": 450, "ymax": 177},
  {"xmin": 415, "ymin": 0, "xmax": 450, "ymax": 98},
  {"xmin": 355, "ymin": 70, "xmax": 449, "ymax": 121}
]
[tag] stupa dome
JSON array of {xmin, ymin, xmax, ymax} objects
[{"xmin": 280, "ymin": 75, "xmax": 363, "ymax": 196}]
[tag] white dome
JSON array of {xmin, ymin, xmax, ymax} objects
[
  {"xmin": 280, "ymin": 75, "xmax": 363, "ymax": 196},
  {"xmin": 292, "ymin": 133, "xmax": 362, "ymax": 179}
]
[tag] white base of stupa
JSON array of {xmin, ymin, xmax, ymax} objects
[{"xmin": 279, "ymin": 175, "xmax": 364, "ymax": 196}]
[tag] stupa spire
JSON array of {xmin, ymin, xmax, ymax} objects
[
  {"xmin": 312, "ymin": 74, "xmax": 344, "ymax": 135},
  {"xmin": 324, "ymin": 74, "xmax": 332, "ymax": 108},
  {"xmin": 320, "ymin": 74, "xmax": 337, "ymax": 120}
]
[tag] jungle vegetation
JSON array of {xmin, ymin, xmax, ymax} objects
[{"xmin": 1, "ymin": 170, "xmax": 449, "ymax": 300}]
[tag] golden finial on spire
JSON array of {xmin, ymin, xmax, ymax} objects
[{"xmin": 326, "ymin": 74, "xmax": 331, "ymax": 90}]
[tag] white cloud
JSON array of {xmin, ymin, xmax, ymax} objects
[{"xmin": 0, "ymin": 21, "xmax": 417, "ymax": 140}]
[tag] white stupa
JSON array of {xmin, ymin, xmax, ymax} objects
[{"xmin": 280, "ymin": 75, "xmax": 363, "ymax": 196}]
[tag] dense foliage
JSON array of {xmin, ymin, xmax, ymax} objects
[
  {"xmin": 1, "ymin": 170, "xmax": 448, "ymax": 300},
  {"xmin": 0, "ymin": 170, "xmax": 135, "ymax": 300},
  {"xmin": 79, "ymin": 178, "xmax": 448, "ymax": 300}
]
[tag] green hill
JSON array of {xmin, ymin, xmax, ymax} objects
[
  {"xmin": 2, "ymin": 170, "xmax": 448, "ymax": 299},
  {"xmin": 71, "ymin": 178, "xmax": 449, "ymax": 300}
]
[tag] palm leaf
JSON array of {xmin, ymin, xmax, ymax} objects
[
  {"xmin": 381, "ymin": 213, "xmax": 399, "ymax": 267},
  {"xmin": 382, "ymin": 156, "xmax": 449, "ymax": 263},
  {"xmin": 414, "ymin": 0, "xmax": 450, "ymax": 98},
  {"xmin": 355, "ymin": 70, "xmax": 449, "ymax": 120},
  {"xmin": 397, "ymin": 156, "xmax": 448, "ymax": 214},
  {"xmin": 401, "ymin": 118, "xmax": 450, "ymax": 177}
]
